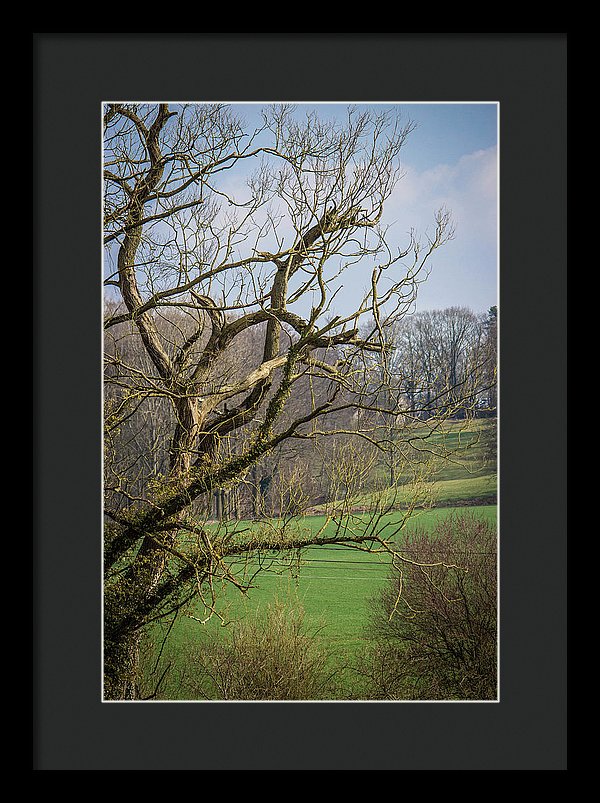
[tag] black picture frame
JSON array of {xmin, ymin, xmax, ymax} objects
[{"xmin": 34, "ymin": 32, "xmax": 567, "ymax": 771}]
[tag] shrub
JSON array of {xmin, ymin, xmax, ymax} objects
[
  {"xmin": 360, "ymin": 512, "xmax": 497, "ymax": 700},
  {"xmin": 179, "ymin": 599, "xmax": 339, "ymax": 700}
]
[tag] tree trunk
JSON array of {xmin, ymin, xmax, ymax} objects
[
  {"xmin": 104, "ymin": 525, "xmax": 177, "ymax": 699},
  {"xmin": 251, "ymin": 465, "xmax": 260, "ymax": 518},
  {"xmin": 170, "ymin": 397, "xmax": 200, "ymax": 474},
  {"xmin": 104, "ymin": 629, "xmax": 143, "ymax": 700}
]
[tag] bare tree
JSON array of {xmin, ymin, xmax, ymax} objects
[
  {"xmin": 103, "ymin": 102, "xmax": 456, "ymax": 699},
  {"xmin": 481, "ymin": 305, "xmax": 498, "ymax": 415},
  {"xmin": 387, "ymin": 307, "xmax": 491, "ymax": 420}
]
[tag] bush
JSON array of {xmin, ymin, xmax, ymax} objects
[
  {"xmin": 179, "ymin": 599, "xmax": 339, "ymax": 700},
  {"xmin": 360, "ymin": 512, "xmax": 497, "ymax": 700}
]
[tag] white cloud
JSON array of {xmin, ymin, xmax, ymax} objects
[
  {"xmin": 387, "ymin": 145, "xmax": 498, "ymax": 243},
  {"xmin": 378, "ymin": 146, "xmax": 498, "ymax": 312}
]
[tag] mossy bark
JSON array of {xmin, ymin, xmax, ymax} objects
[{"xmin": 104, "ymin": 630, "xmax": 143, "ymax": 700}]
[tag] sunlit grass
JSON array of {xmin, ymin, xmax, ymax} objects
[{"xmin": 143, "ymin": 505, "xmax": 497, "ymax": 700}]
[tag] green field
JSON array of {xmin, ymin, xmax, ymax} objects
[
  {"xmin": 316, "ymin": 418, "xmax": 497, "ymax": 512},
  {"xmin": 140, "ymin": 419, "xmax": 497, "ymax": 699},
  {"xmin": 142, "ymin": 504, "xmax": 497, "ymax": 700},
  {"xmin": 345, "ymin": 473, "xmax": 497, "ymax": 511}
]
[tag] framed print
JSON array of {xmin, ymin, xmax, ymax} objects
[{"xmin": 34, "ymin": 33, "xmax": 566, "ymax": 771}]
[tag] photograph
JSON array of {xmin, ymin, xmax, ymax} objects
[{"xmin": 102, "ymin": 100, "xmax": 499, "ymax": 703}]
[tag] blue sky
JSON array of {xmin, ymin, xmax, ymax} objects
[{"xmin": 229, "ymin": 101, "xmax": 498, "ymax": 316}]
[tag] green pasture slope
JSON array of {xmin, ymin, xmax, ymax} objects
[{"xmin": 361, "ymin": 417, "xmax": 497, "ymax": 508}]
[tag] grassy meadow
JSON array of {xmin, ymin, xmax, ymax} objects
[
  {"xmin": 140, "ymin": 418, "xmax": 497, "ymax": 700},
  {"xmin": 142, "ymin": 507, "xmax": 497, "ymax": 700},
  {"xmin": 361, "ymin": 417, "xmax": 497, "ymax": 507}
]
